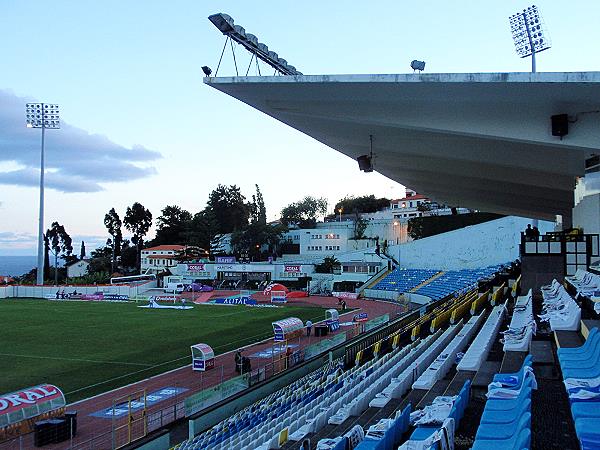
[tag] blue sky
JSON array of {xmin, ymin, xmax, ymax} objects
[{"xmin": 1, "ymin": 0, "xmax": 599, "ymax": 255}]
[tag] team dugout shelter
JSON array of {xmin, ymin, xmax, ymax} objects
[
  {"xmin": 272, "ymin": 317, "xmax": 304, "ymax": 342},
  {"xmin": 0, "ymin": 384, "xmax": 66, "ymax": 436},
  {"xmin": 191, "ymin": 343, "xmax": 215, "ymax": 371}
]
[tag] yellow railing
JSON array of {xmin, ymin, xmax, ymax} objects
[
  {"xmin": 451, "ymin": 295, "xmax": 474, "ymax": 324},
  {"xmin": 490, "ymin": 282, "xmax": 506, "ymax": 306},
  {"xmin": 470, "ymin": 290, "xmax": 490, "ymax": 315},
  {"xmin": 373, "ymin": 340, "xmax": 382, "ymax": 357},
  {"xmin": 511, "ymin": 275, "xmax": 522, "ymax": 297},
  {"xmin": 411, "ymin": 324, "xmax": 421, "ymax": 341},
  {"xmin": 430, "ymin": 308, "xmax": 453, "ymax": 333}
]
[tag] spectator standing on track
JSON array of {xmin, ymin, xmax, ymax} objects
[
  {"xmin": 235, "ymin": 350, "xmax": 242, "ymax": 373},
  {"xmin": 242, "ymin": 356, "xmax": 251, "ymax": 373},
  {"xmin": 306, "ymin": 319, "xmax": 313, "ymax": 336}
]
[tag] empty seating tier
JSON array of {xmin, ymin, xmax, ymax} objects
[{"xmin": 373, "ymin": 268, "xmax": 439, "ymax": 293}]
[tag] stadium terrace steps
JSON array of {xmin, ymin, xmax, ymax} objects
[
  {"xmin": 530, "ymin": 340, "xmax": 554, "ymax": 364},
  {"xmin": 284, "ymin": 272, "xmax": 585, "ymax": 450},
  {"xmin": 304, "ymin": 297, "xmax": 507, "ymax": 449},
  {"xmin": 499, "ymin": 350, "xmax": 530, "ymax": 374},
  {"xmin": 414, "ymin": 266, "xmax": 504, "ymax": 301},
  {"xmin": 409, "ymin": 271, "xmax": 445, "ymax": 292},
  {"xmin": 457, "ymin": 306, "xmax": 504, "ymax": 372},
  {"xmin": 555, "ymin": 330, "xmax": 584, "ymax": 349},
  {"xmin": 173, "ymin": 264, "xmax": 523, "ymax": 450},
  {"xmin": 412, "ymin": 312, "xmax": 486, "ymax": 390},
  {"xmin": 281, "ymin": 324, "xmax": 459, "ymax": 449},
  {"xmin": 471, "ymin": 357, "xmax": 534, "ymax": 449},
  {"xmin": 471, "ymin": 360, "xmax": 502, "ymax": 388},
  {"xmin": 503, "ymin": 290, "xmax": 534, "ymax": 352},
  {"xmin": 306, "ymin": 316, "xmax": 484, "ymax": 448},
  {"xmin": 254, "ymin": 332, "xmax": 445, "ymax": 448},
  {"xmin": 372, "ymin": 268, "xmax": 439, "ymax": 294},
  {"xmin": 582, "ymin": 319, "xmax": 600, "ymax": 338},
  {"xmin": 541, "ymin": 279, "xmax": 582, "ymax": 332},
  {"xmin": 372, "ymin": 264, "xmax": 507, "ymax": 302},
  {"xmin": 177, "ymin": 359, "xmax": 344, "ymax": 450},
  {"xmin": 362, "ymin": 269, "xmax": 392, "ymax": 290},
  {"xmin": 414, "ymin": 378, "xmax": 453, "ymax": 410}
]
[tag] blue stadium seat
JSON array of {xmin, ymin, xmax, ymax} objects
[{"xmin": 471, "ymin": 428, "xmax": 531, "ymax": 450}]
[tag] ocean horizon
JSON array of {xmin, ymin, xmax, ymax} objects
[{"xmin": 0, "ymin": 255, "xmax": 37, "ymax": 277}]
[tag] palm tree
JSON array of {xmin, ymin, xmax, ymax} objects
[{"xmin": 319, "ymin": 255, "xmax": 340, "ymax": 274}]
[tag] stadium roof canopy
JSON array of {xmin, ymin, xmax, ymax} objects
[{"xmin": 205, "ymin": 72, "xmax": 600, "ymax": 221}]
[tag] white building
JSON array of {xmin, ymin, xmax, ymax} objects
[
  {"xmin": 141, "ymin": 245, "xmax": 185, "ymax": 274},
  {"xmin": 389, "ymin": 191, "xmax": 429, "ymax": 219},
  {"xmin": 281, "ymin": 219, "xmax": 409, "ymax": 261},
  {"xmin": 171, "ymin": 259, "xmax": 382, "ymax": 293},
  {"xmin": 66, "ymin": 260, "xmax": 90, "ymax": 278}
]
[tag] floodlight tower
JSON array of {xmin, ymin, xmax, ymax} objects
[
  {"xmin": 26, "ymin": 103, "xmax": 60, "ymax": 285},
  {"xmin": 509, "ymin": 5, "xmax": 551, "ymax": 73}
]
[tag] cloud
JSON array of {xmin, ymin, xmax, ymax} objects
[
  {"xmin": 0, "ymin": 168, "xmax": 104, "ymax": 192},
  {"xmin": 0, "ymin": 231, "xmax": 37, "ymax": 250},
  {"xmin": 0, "ymin": 230, "xmax": 108, "ymax": 254},
  {"xmin": 0, "ymin": 89, "xmax": 161, "ymax": 193}
]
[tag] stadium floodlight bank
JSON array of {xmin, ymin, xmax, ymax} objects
[
  {"xmin": 26, "ymin": 102, "xmax": 60, "ymax": 286},
  {"xmin": 26, "ymin": 103, "xmax": 60, "ymax": 129},
  {"xmin": 208, "ymin": 13, "xmax": 302, "ymax": 76},
  {"xmin": 509, "ymin": 5, "xmax": 551, "ymax": 72}
]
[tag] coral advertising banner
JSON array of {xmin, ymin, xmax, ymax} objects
[{"xmin": 0, "ymin": 384, "xmax": 66, "ymax": 427}]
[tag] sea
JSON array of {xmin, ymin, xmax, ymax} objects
[{"xmin": 0, "ymin": 255, "xmax": 37, "ymax": 277}]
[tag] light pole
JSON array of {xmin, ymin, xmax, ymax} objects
[
  {"xmin": 509, "ymin": 5, "xmax": 551, "ymax": 73},
  {"xmin": 338, "ymin": 208, "xmax": 343, "ymax": 222},
  {"xmin": 26, "ymin": 103, "xmax": 60, "ymax": 285}
]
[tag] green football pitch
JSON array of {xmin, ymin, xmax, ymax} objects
[{"xmin": 0, "ymin": 299, "xmax": 327, "ymax": 402}]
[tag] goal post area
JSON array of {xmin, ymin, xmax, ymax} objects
[{"xmin": 270, "ymin": 290, "xmax": 287, "ymax": 303}]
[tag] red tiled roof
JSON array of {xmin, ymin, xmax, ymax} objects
[
  {"xmin": 391, "ymin": 194, "xmax": 428, "ymax": 202},
  {"xmin": 142, "ymin": 245, "xmax": 186, "ymax": 252}
]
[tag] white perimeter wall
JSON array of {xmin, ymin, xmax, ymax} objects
[
  {"xmin": 573, "ymin": 193, "xmax": 600, "ymax": 235},
  {"xmin": 0, "ymin": 285, "xmax": 14, "ymax": 298},
  {"xmin": 1, "ymin": 280, "xmax": 156, "ymax": 299},
  {"xmin": 390, "ymin": 216, "xmax": 554, "ymax": 270}
]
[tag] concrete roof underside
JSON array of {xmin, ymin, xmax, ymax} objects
[{"xmin": 205, "ymin": 72, "xmax": 600, "ymax": 221}]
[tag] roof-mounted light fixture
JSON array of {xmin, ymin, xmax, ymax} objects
[
  {"xmin": 410, "ymin": 60, "xmax": 426, "ymax": 72},
  {"xmin": 208, "ymin": 13, "xmax": 302, "ymax": 77}
]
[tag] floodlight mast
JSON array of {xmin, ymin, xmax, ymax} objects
[
  {"xmin": 509, "ymin": 5, "xmax": 551, "ymax": 73},
  {"xmin": 26, "ymin": 103, "xmax": 60, "ymax": 285},
  {"xmin": 208, "ymin": 13, "xmax": 301, "ymax": 77}
]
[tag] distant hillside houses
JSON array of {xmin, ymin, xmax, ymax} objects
[
  {"xmin": 66, "ymin": 259, "xmax": 90, "ymax": 278},
  {"xmin": 208, "ymin": 189, "xmax": 472, "ymax": 262},
  {"xmin": 141, "ymin": 245, "xmax": 186, "ymax": 274}
]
